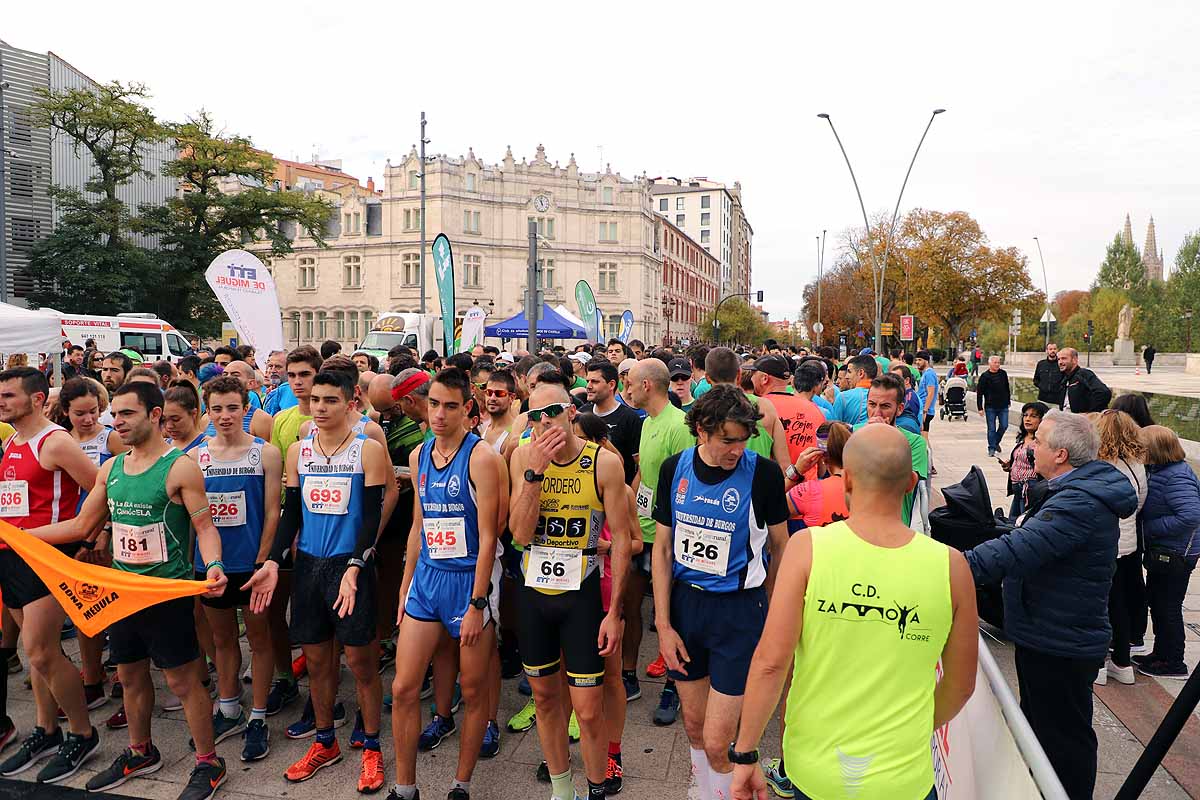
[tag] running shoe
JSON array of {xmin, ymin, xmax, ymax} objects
[
  {"xmin": 179, "ymin": 757, "xmax": 227, "ymax": 800},
  {"xmin": 506, "ymin": 699, "xmax": 536, "ymax": 733},
  {"xmin": 0, "ymin": 718, "xmax": 15, "ymax": 755},
  {"xmin": 762, "ymin": 758, "xmax": 794, "ymax": 798},
  {"xmin": 479, "ymin": 720, "xmax": 500, "ymax": 759},
  {"xmin": 266, "ymin": 678, "xmax": 300, "ymax": 716},
  {"xmin": 645, "ymin": 654, "xmax": 667, "ymax": 678},
  {"xmin": 622, "ymin": 672, "xmax": 641, "ymax": 702},
  {"xmin": 418, "ymin": 714, "xmax": 456, "ymax": 751},
  {"xmin": 5, "ymin": 653, "xmax": 20, "ymax": 675},
  {"xmin": 241, "ymin": 719, "xmax": 270, "ymax": 762},
  {"xmin": 604, "ymin": 757, "xmax": 623, "ymax": 795},
  {"xmin": 448, "ymin": 788, "xmax": 468, "ymax": 800},
  {"xmin": 105, "ymin": 706, "xmax": 128, "ymax": 730},
  {"xmin": 568, "ymin": 711, "xmax": 580, "ymax": 743},
  {"xmin": 1107, "ymin": 661, "xmax": 1135, "ymax": 685},
  {"xmin": 37, "ymin": 726, "xmax": 100, "ymax": 784},
  {"xmin": 384, "ymin": 789, "xmax": 421, "ymax": 800},
  {"xmin": 110, "ymin": 679, "xmax": 123, "ymax": 699},
  {"xmin": 85, "ymin": 745, "xmax": 163, "ymax": 792},
  {"xmin": 517, "ymin": 675, "xmax": 532, "ymax": 696},
  {"xmin": 653, "ymin": 684, "xmax": 679, "ymax": 726},
  {"xmin": 535, "ymin": 760, "xmax": 550, "ymax": 783},
  {"xmin": 350, "ymin": 710, "xmax": 366, "ymax": 749},
  {"xmin": 358, "ymin": 748, "xmax": 385, "ymax": 794},
  {"xmin": 0, "ymin": 726, "xmax": 62, "ymax": 776},
  {"xmin": 285, "ymin": 740, "xmax": 342, "ymax": 782},
  {"xmin": 292, "ymin": 652, "xmax": 308, "ymax": 681},
  {"xmin": 378, "ymin": 639, "xmax": 397, "ymax": 674},
  {"xmin": 429, "ymin": 683, "xmax": 462, "ymax": 717},
  {"xmin": 242, "ymin": 662, "xmax": 253, "ymax": 685},
  {"xmin": 1137, "ymin": 660, "xmax": 1189, "ymax": 679},
  {"xmin": 212, "ymin": 709, "xmax": 247, "ymax": 745},
  {"xmin": 1130, "ymin": 641, "xmax": 1151, "ymax": 656},
  {"xmin": 60, "ymin": 620, "xmax": 77, "ymax": 641},
  {"xmin": 286, "ymin": 698, "xmax": 347, "ymax": 738},
  {"xmin": 162, "ymin": 687, "xmax": 184, "ymax": 712},
  {"xmin": 383, "ymin": 693, "xmax": 392, "ymax": 709},
  {"xmin": 1132, "ymin": 653, "xmax": 1158, "ymax": 666},
  {"xmin": 84, "ymin": 682, "xmax": 107, "ymax": 709}
]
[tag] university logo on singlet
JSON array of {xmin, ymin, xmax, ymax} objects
[
  {"xmin": 78, "ymin": 429, "xmax": 114, "ymax": 467},
  {"xmin": 296, "ymin": 432, "xmax": 367, "ymax": 558},
  {"xmin": 522, "ymin": 441, "xmax": 604, "ymax": 595},
  {"xmin": 416, "ymin": 433, "xmax": 481, "ymax": 572},
  {"xmin": 0, "ymin": 424, "xmax": 80, "ymax": 532},
  {"xmin": 194, "ymin": 438, "xmax": 267, "ymax": 574},
  {"xmin": 669, "ymin": 447, "xmax": 767, "ymax": 592}
]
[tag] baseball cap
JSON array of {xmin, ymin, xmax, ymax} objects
[
  {"xmin": 667, "ymin": 358, "xmax": 692, "ymax": 379},
  {"xmin": 197, "ymin": 363, "xmax": 224, "ymax": 384},
  {"xmin": 746, "ymin": 354, "xmax": 793, "ymax": 380},
  {"xmin": 618, "ymin": 358, "xmax": 638, "ymax": 375},
  {"xmin": 497, "ymin": 351, "xmax": 515, "ymax": 364},
  {"xmin": 568, "ymin": 352, "xmax": 592, "ymax": 365},
  {"xmin": 860, "ymin": 347, "xmax": 875, "ymax": 356}
]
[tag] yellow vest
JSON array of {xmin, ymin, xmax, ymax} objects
[{"xmin": 522, "ymin": 440, "xmax": 604, "ymax": 595}]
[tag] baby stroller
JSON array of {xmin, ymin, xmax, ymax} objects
[
  {"xmin": 928, "ymin": 466, "xmax": 1012, "ymax": 629},
  {"xmin": 940, "ymin": 376, "xmax": 969, "ymax": 421}
]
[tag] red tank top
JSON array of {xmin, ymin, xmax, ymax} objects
[
  {"xmin": 0, "ymin": 425, "xmax": 81, "ymax": 541},
  {"xmin": 768, "ymin": 392, "xmax": 826, "ymax": 479}
]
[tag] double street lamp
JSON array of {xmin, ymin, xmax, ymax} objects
[
  {"xmin": 817, "ymin": 109, "xmax": 945, "ymax": 355},
  {"xmin": 1032, "ymin": 236, "xmax": 1051, "ymax": 350}
]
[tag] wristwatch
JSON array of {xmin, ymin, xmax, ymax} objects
[
  {"xmin": 727, "ymin": 744, "xmax": 759, "ymax": 765},
  {"xmin": 469, "ymin": 597, "xmax": 488, "ymax": 610},
  {"xmin": 524, "ymin": 469, "xmax": 545, "ymax": 483},
  {"xmin": 785, "ymin": 465, "xmax": 801, "ymax": 482}
]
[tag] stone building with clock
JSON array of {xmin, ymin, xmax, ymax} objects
[{"xmin": 267, "ymin": 144, "xmax": 670, "ymax": 350}]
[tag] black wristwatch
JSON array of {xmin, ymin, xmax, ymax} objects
[
  {"xmin": 469, "ymin": 596, "xmax": 488, "ymax": 610},
  {"xmin": 524, "ymin": 469, "xmax": 544, "ymax": 483},
  {"xmin": 727, "ymin": 744, "xmax": 759, "ymax": 766}
]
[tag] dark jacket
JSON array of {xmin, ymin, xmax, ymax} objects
[
  {"xmin": 965, "ymin": 459, "xmax": 1137, "ymax": 660},
  {"xmin": 1032, "ymin": 357, "xmax": 1064, "ymax": 405},
  {"xmin": 1143, "ymin": 347, "xmax": 1157, "ymax": 363},
  {"xmin": 1141, "ymin": 461, "xmax": 1200, "ymax": 563},
  {"xmin": 1060, "ymin": 366, "xmax": 1111, "ymax": 413},
  {"xmin": 975, "ymin": 368, "xmax": 1011, "ymax": 410}
]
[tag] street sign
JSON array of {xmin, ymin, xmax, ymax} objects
[
  {"xmin": 900, "ymin": 315, "xmax": 914, "ymax": 341},
  {"xmin": 1009, "ymin": 324, "xmax": 1021, "ymax": 336},
  {"xmin": 1040, "ymin": 309, "xmax": 1056, "ymax": 324},
  {"xmin": 812, "ymin": 321, "xmax": 825, "ymax": 334},
  {"xmin": 880, "ymin": 322, "xmax": 895, "ymax": 336}
]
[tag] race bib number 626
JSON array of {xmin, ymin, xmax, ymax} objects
[{"xmin": 207, "ymin": 491, "xmax": 246, "ymax": 527}]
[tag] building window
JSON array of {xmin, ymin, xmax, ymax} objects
[
  {"xmin": 598, "ymin": 262, "xmax": 618, "ymax": 292},
  {"xmin": 402, "ymin": 253, "xmax": 421, "ymax": 286},
  {"xmin": 599, "ymin": 222, "xmax": 618, "ymax": 242},
  {"xmin": 463, "ymin": 254, "xmax": 482, "ymax": 288},
  {"xmin": 353, "ymin": 212, "xmax": 361, "ymax": 233},
  {"xmin": 303, "ymin": 311, "xmax": 314, "ymax": 340},
  {"xmin": 362, "ymin": 311, "xmax": 374, "ymax": 334},
  {"xmin": 676, "ymin": 197, "xmax": 685, "ymax": 211},
  {"xmin": 466, "ymin": 173, "xmax": 476, "ymax": 192},
  {"xmin": 317, "ymin": 311, "xmax": 327, "ymax": 339},
  {"xmin": 528, "ymin": 216, "xmax": 555, "ymax": 239},
  {"xmin": 463, "ymin": 209, "xmax": 481, "ymax": 234},
  {"xmin": 344, "ymin": 213, "xmax": 352, "ymax": 232},
  {"xmin": 676, "ymin": 214, "xmax": 685, "ymax": 227},
  {"xmin": 343, "ymin": 255, "xmax": 362, "ymax": 288},
  {"xmin": 8, "ymin": 162, "xmax": 33, "ymax": 198},
  {"xmin": 602, "ymin": 186, "xmax": 613, "ymax": 204},
  {"xmin": 701, "ymin": 195, "xmax": 711, "ymax": 209},
  {"xmin": 349, "ymin": 310, "xmax": 360, "ymax": 340},
  {"xmin": 404, "ymin": 208, "xmax": 424, "ymax": 231},
  {"xmin": 701, "ymin": 229, "xmax": 710, "ymax": 243},
  {"xmin": 701, "ymin": 212, "xmax": 710, "ymax": 226},
  {"xmin": 659, "ymin": 198, "xmax": 668, "ymax": 212},
  {"xmin": 537, "ymin": 259, "xmax": 555, "ymax": 288},
  {"xmin": 298, "ymin": 257, "xmax": 316, "ymax": 290},
  {"xmin": 408, "ymin": 170, "xmax": 418, "ymax": 189},
  {"xmin": 334, "ymin": 311, "xmax": 345, "ymax": 340}
]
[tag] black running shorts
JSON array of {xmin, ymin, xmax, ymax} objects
[
  {"xmin": 518, "ymin": 571, "xmax": 605, "ymax": 687},
  {"xmin": 109, "ymin": 596, "xmax": 201, "ymax": 670},
  {"xmin": 289, "ymin": 550, "xmax": 378, "ymax": 648}
]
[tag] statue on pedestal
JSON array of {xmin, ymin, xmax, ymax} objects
[{"xmin": 1117, "ymin": 304, "xmax": 1134, "ymax": 341}]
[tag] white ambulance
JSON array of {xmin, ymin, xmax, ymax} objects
[{"xmin": 58, "ymin": 312, "xmax": 193, "ymax": 363}]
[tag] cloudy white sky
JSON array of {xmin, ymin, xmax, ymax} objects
[{"xmin": 6, "ymin": 1, "xmax": 1199, "ymax": 321}]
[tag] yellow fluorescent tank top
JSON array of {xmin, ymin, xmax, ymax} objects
[
  {"xmin": 784, "ymin": 521, "xmax": 952, "ymax": 800},
  {"xmin": 523, "ymin": 440, "xmax": 605, "ymax": 595}
]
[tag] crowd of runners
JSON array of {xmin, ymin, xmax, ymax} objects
[{"xmin": 0, "ymin": 337, "xmax": 978, "ymax": 800}]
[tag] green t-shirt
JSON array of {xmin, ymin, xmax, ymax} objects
[
  {"xmin": 853, "ymin": 422, "xmax": 929, "ymax": 525},
  {"xmin": 745, "ymin": 393, "xmax": 774, "ymax": 459},
  {"xmin": 636, "ymin": 404, "xmax": 696, "ymax": 543},
  {"xmin": 107, "ymin": 449, "xmax": 193, "ymax": 579},
  {"xmin": 572, "ymin": 375, "xmax": 587, "ymax": 391}
]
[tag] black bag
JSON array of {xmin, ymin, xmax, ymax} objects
[{"xmin": 930, "ymin": 466, "xmax": 1011, "ymax": 628}]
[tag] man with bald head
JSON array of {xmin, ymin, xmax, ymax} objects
[
  {"xmin": 1057, "ymin": 347, "xmax": 1112, "ymax": 413},
  {"xmin": 858, "ymin": 373, "xmax": 930, "ymax": 529},
  {"xmin": 731, "ymin": 423, "xmax": 979, "ymax": 800}
]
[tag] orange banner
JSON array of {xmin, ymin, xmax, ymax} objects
[{"xmin": 0, "ymin": 521, "xmax": 208, "ymax": 637}]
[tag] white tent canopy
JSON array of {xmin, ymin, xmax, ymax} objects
[
  {"xmin": 0, "ymin": 303, "xmax": 63, "ymax": 354},
  {"xmin": 554, "ymin": 304, "xmax": 589, "ymax": 333}
]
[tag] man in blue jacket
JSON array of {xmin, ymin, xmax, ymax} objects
[{"xmin": 964, "ymin": 411, "xmax": 1136, "ymax": 800}]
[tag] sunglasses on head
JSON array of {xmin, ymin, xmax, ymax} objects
[
  {"xmin": 484, "ymin": 388, "xmax": 510, "ymax": 398},
  {"xmin": 528, "ymin": 402, "xmax": 569, "ymax": 422},
  {"xmin": 473, "ymin": 382, "xmax": 488, "ymax": 389}
]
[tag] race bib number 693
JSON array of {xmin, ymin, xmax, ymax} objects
[{"xmin": 303, "ymin": 477, "xmax": 352, "ymax": 515}]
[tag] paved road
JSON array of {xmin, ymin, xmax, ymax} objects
[{"xmin": 1, "ymin": 407, "xmax": 1197, "ymax": 799}]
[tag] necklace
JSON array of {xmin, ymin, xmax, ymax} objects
[
  {"xmin": 316, "ymin": 428, "xmax": 354, "ymax": 465},
  {"xmin": 433, "ymin": 436, "xmax": 465, "ymax": 467}
]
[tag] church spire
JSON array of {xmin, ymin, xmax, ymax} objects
[
  {"xmin": 1142, "ymin": 216, "xmax": 1164, "ymax": 282},
  {"xmin": 1122, "ymin": 213, "xmax": 1133, "ymax": 247},
  {"xmin": 1144, "ymin": 216, "xmax": 1159, "ymax": 260}
]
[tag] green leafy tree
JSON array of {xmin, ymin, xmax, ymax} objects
[
  {"xmin": 699, "ymin": 299, "xmax": 771, "ymax": 346},
  {"xmin": 138, "ymin": 112, "xmax": 333, "ymax": 333},
  {"xmin": 1094, "ymin": 234, "xmax": 1146, "ymax": 296}
]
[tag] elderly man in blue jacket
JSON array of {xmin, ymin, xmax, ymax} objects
[{"xmin": 965, "ymin": 410, "xmax": 1136, "ymax": 800}]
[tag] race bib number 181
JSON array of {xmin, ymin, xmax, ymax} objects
[{"xmin": 112, "ymin": 521, "xmax": 168, "ymax": 566}]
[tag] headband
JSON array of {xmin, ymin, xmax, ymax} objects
[{"xmin": 392, "ymin": 371, "xmax": 431, "ymax": 401}]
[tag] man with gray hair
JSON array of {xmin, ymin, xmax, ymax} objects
[{"xmin": 964, "ymin": 410, "xmax": 1136, "ymax": 799}]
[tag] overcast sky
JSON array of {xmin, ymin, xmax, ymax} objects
[{"xmin": 6, "ymin": 1, "xmax": 1199, "ymax": 321}]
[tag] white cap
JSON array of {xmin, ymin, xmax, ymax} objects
[
  {"xmin": 568, "ymin": 352, "xmax": 592, "ymax": 364},
  {"xmin": 498, "ymin": 351, "xmax": 515, "ymax": 364},
  {"xmin": 618, "ymin": 358, "xmax": 638, "ymax": 375}
]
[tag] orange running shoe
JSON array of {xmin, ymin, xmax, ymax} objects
[
  {"xmin": 646, "ymin": 654, "xmax": 667, "ymax": 678},
  {"xmin": 292, "ymin": 653, "xmax": 308, "ymax": 680},
  {"xmin": 357, "ymin": 748, "xmax": 385, "ymax": 794},
  {"xmin": 285, "ymin": 740, "xmax": 342, "ymax": 782}
]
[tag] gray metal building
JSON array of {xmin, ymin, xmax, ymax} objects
[{"xmin": 0, "ymin": 38, "xmax": 177, "ymax": 304}]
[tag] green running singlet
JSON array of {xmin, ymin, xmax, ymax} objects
[{"xmin": 107, "ymin": 449, "xmax": 193, "ymax": 580}]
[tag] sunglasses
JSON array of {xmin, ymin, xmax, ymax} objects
[
  {"xmin": 473, "ymin": 382, "xmax": 488, "ymax": 389},
  {"xmin": 484, "ymin": 388, "xmax": 510, "ymax": 398},
  {"xmin": 528, "ymin": 402, "xmax": 569, "ymax": 422}
]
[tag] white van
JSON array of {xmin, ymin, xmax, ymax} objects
[
  {"xmin": 59, "ymin": 312, "xmax": 192, "ymax": 363},
  {"xmin": 357, "ymin": 313, "xmax": 442, "ymax": 361}
]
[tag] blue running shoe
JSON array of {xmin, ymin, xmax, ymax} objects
[
  {"xmin": 349, "ymin": 710, "xmax": 365, "ymax": 749},
  {"xmin": 286, "ymin": 698, "xmax": 346, "ymax": 739},
  {"xmin": 479, "ymin": 720, "xmax": 500, "ymax": 759},
  {"xmin": 241, "ymin": 719, "xmax": 270, "ymax": 762},
  {"xmin": 417, "ymin": 714, "xmax": 456, "ymax": 751},
  {"xmin": 266, "ymin": 679, "xmax": 299, "ymax": 717},
  {"xmin": 429, "ymin": 683, "xmax": 462, "ymax": 717},
  {"xmin": 518, "ymin": 676, "xmax": 531, "ymax": 696},
  {"xmin": 653, "ymin": 684, "xmax": 679, "ymax": 726}
]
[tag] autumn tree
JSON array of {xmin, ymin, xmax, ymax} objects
[
  {"xmin": 1052, "ymin": 289, "xmax": 1089, "ymax": 324},
  {"xmin": 1094, "ymin": 234, "xmax": 1146, "ymax": 296},
  {"xmin": 698, "ymin": 299, "xmax": 771, "ymax": 346}
]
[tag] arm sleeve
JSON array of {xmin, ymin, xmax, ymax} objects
[
  {"xmin": 653, "ymin": 453, "xmax": 682, "ymax": 527},
  {"xmin": 753, "ymin": 458, "xmax": 790, "ymax": 527},
  {"xmin": 269, "ymin": 487, "xmax": 302, "ymax": 564},
  {"xmin": 354, "ymin": 484, "xmax": 384, "ymax": 562}
]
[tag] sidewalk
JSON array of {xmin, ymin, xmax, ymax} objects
[{"xmin": 929, "ymin": 401, "xmax": 1199, "ymax": 799}]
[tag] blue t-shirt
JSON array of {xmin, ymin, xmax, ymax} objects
[
  {"xmin": 296, "ymin": 433, "xmax": 368, "ymax": 558},
  {"xmin": 812, "ymin": 394, "xmax": 834, "ymax": 416},
  {"xmin": 831, "ymin": 386, "xmax": 869, "ymax": 426},
  {"xmin": 264, "ymin": 383, "xmax": 298, "ymax": 415},
  {"xmin": 919, "ymin": 367, "xmax": 940, "ymax": 416},
  {"xmin": 194, "ymin": 438, "xmax": 267, "ymax": 573},
  {"xmin": 416, "ymin": 433, "xmax": 483, "ymax": 572}
]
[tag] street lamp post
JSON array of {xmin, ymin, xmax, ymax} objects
[
  {"xmin": 662, "ymin": 296, "xmax": 676, "ymax": 347},
  {"xmin": 816, "ymin": 230, "xmax": 826, "ymax": 346},
  {"xmin": 1033, "ymin": 236, "xmax": 1050, "ymax": 350},
  {"xmin": 818, "ymin": 109, "xmax": 945, "ymax": 355},
  {"xmin": 0, "ymin": 76, "xmax": 9, "ymax": 304}
]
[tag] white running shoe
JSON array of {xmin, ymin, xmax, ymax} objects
[
  {"xmin": 1093, "ymin": 667, "xmax": 1107, "ymax": 686},
  {"xmin": 1107, "ymin": 661, "xmax": 1135, "ymax": 685}
]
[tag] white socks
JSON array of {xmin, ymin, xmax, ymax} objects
[
  {"xmin": 690, "ymin": 747, "xmax": 712, "ymax": 798},
  {"xmin": 710, "ymin": 766, "xmax": 733, "ymax": 800}
]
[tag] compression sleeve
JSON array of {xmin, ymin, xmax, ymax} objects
[
  {"xmin": 269, "ymin": 487, "xmax": 302, "ymax": 564},
  {"xmin": 354, "ymin": 484, "xmax": 385, "ymax": 562}
]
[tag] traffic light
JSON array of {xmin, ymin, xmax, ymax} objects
[
  {"xmin": 1087, "ymin": 319, "xmax": 1094, "ymax": 338},
  {"xmin": 756, "ymin": 290, "xmax": 764, "ymax": 303}
]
